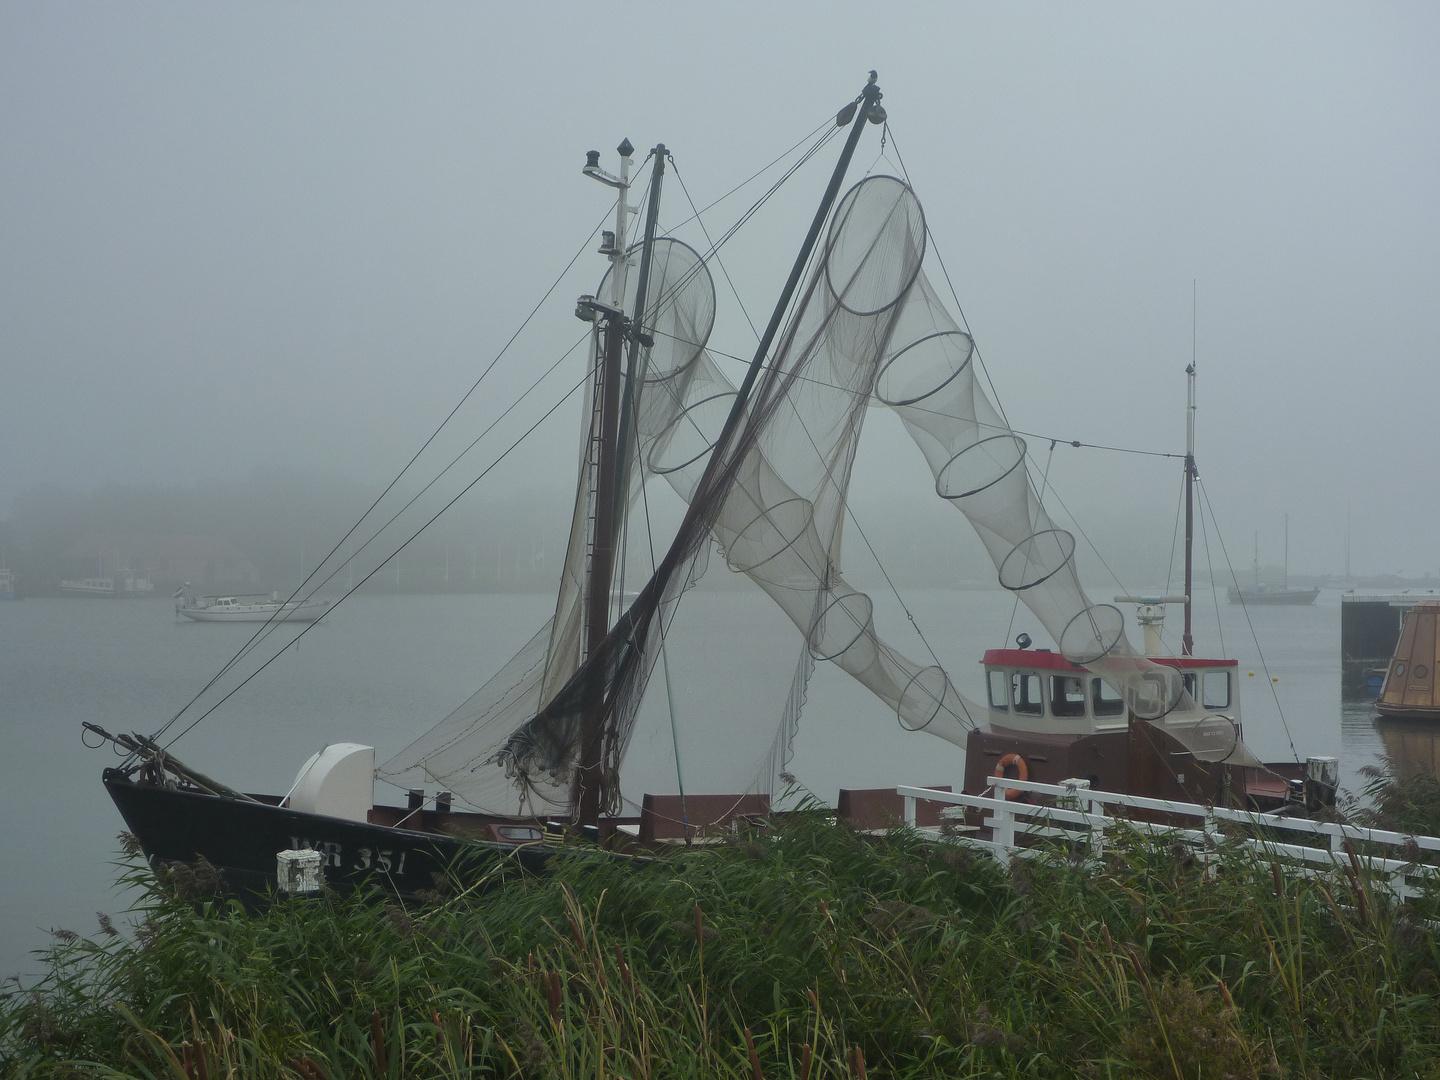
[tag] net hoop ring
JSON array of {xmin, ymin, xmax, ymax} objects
[
  {"xmin": 896, "ymin": 665, "xmax": 949, "ymax": 731},
  {"xmin": 823, "ymin": 176, "xmax": 926, "ymax": 317},
  {"xmin": 646, "ymin": 391, "xmax": 736, "ymax": 476},
  {"xmin": 1188, "ymin": 714, "xmax": 1242, "ymax": 763},
  {"xmin": 875, "ymin": 330, "xmax": 975, "ymax": 407},
  {"xmin": 808, "ymin": 589, "xmax": 874, "ymax": 662},
  {"xmin": 1059, "ymin": 604, "xmax": 1125, "ymax": 665},
  {"xmin": 597, "ymin": 237, "xmax": 716, "ymax": 386},
  {"xmin": 935, "ymin": 435, "xmax": 1028, "ymax": 501},
  {"xmin": 998, "ymin": 528, "xmax": 1077, "ymax": 592},
  {"xmin": 1126, "ymin": 669, "xmax": 1187, "ymax": 720},
  {"xmin": 723, "ymin": 496, "xmax": 816, "ymax": 576}
]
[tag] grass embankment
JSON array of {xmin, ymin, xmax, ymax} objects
[{"xmin": 4, "ymin": 775, "xmax": 1440, "ymax": 1079}]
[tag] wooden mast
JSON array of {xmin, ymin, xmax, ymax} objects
[
  {"xmin": 573, "ymin": 139, "xmax": 637, "ymax": 829},
  {"xmin": 574, "ymin": 141, "xmax": 668, "ymax": 829},
  {"xmin": 571, "ymin": 75, "xmax": 885, "ymax": 829}
]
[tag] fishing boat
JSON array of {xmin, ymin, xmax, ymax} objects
[
  {"xmin": 88, "ymin": 73, "xmax": 1336, "ymax": 909},
  {"xmin": 1375, "ymin": 601, "xmax": 1440, "ymax": 720},
  {"xmin": 176, "ymin": 592, "xmax": 331, "ymax": 624},
  {"xmin": 960, "ymin": 363, "xmax": 1321, "ymax": 809}
]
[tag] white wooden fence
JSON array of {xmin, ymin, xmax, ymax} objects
[{"xmin": 897, "ymin": 777, "xmax": 1440, "ymax": 901}]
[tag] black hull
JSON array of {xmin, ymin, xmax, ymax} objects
[{"xmin": 103, "ymin": 769, "xmax": 558, "ymax": 910}]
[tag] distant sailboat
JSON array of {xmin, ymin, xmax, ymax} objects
[{"xmin": 1228, "ymin": 516, "xmax": 1318, "ymax": 605}]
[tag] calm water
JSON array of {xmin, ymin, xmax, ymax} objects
[{"xmin": 0, "ymin": 587, "xmax": 1407, "ymax": 980}]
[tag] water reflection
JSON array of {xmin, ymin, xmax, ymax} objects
[
  {"xmin": 1339, "ymin": 673, "xmax": 1440, "ymax": 791},
  {"xmin": 1374, "ymin": 718, "xmax": 1440, "ymax": 782}
]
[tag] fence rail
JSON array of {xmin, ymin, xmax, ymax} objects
[{"xmin": 897, "ymin": 778, "xmax": 1440, "ymax": 900}]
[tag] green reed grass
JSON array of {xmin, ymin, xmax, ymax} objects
[{"xmin": 4, "ymin": 788, "xmax": 1440, "ymax": 1079}]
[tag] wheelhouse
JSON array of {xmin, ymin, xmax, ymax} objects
[{"xmin": 981, "ymin": 648, "xmax": 1241, "ymax": 737}]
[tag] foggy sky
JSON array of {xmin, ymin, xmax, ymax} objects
[{"xmin": 2, "ymin": 2, "xmax": 1437, "ymax": 584}]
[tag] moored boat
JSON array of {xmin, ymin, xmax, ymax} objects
[
  {"xmin": 1376, "ymin": 601, "xmax": 1440, "ymax": 720},
  {"xmin": 176, "ymin": 592, "xmax": 331, "ymax": 623},
  {"xmin": 88, "ymin": 73, "xmax": 1338, "ymax": 910},
  {"xmin": 1227, "ymin": 583, "xmax": 1320, "ymax": 606},
  {"xmin": 60, "ymin": 568, "xmax": 155, "ymax": 597}
]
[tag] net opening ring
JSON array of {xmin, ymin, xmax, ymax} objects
[{"xmin": 993, "ymin": 752, "xmax": 1029, "ymax": 800}]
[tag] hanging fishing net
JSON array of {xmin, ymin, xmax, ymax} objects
[{"xmin": 379, "ymin": 172, "xmax": 1257, "ymax": 817}]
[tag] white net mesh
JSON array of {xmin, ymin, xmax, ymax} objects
[{"xmin": 378, "ymin": 173, "xmax": 1257, "ymax": 815}]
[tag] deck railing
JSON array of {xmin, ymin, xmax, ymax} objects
[{"xmin": 897, "ymin": 778, "xmax": 1440, "ymax": 901}]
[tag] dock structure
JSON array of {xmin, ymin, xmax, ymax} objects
[{"xmin": 1341, "ymin": 592, "xmax": 1440, "ymax": 691}]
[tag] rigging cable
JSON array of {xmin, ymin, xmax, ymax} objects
[
  {"xmin": 146, "ymin": 207, "xmax": 615, "ymax": 743},
  {"xmin": 628, "ymin": 386, "xmax": 690, "ymax": 835},
  {"xmin": 884, "ymin": 129, "xmax": 1018, "ymax": 440},
  {"xmin": 153, "ymin": 342, "xmax": 602, "ymax": 750},
  {"xmin": 666, "ymin": 112, "xmax": 842, "ymax": 234},
  {"xmin": 666, "ymin": 331, "xmax": 1179, "ymax": 461},
  {"xmin": 1195, "ymin": 477, "xmax": 1227, "ymax": 659},
  {"xmin": 1196, "ymin": 476, "xmax": 1301, "ymax": 764}
]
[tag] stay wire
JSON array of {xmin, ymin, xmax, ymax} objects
[
  {"xmin": 631, "ymin": 394, "xmax": 689, "ymax": 831},
  {"xmin": 604, "ymin": 124, "xmax": 838, "ymax": 384},
  {"xmin": 152, "ymin": 327, "xmax": 591, "ymax": 743},
  {"xmin": 885, "ymin": 127, "xmax": 1017, "ymax": 437},
  {"xmin": 670, "ymin": 161, "xmax": 760, "ymax": 343},
  {"xmin": 1196, "ymin": 480, "xmax": 1226, "ymax": 659},
  {"xmin": 1196, "ymin": 476, "xmax": 1300, "ymax": 764},
  {"xmin": 667, "ymin": 126, "xmax": 841, "ymax": 341},
  {"xmin": 1005, "ymin": 438, "xmax": 1059, "ymax": 650},
  {"xmin": 649, "ymin": 325, "xmax": 1179, "ymax": 461},
  {"xmin": 155, "ymin": 340, "xmax": 599, "ymax": 750},
  {"xmin": 664, "ymin": 112, "xmax": 842, "ymax": 233},
  {"xmin": 147, "ymin": 209, "xmax": 613, "ymax": 743}
]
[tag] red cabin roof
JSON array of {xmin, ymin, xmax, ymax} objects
[{"xmin": 982, "ymin": 648, "xmax": 1237, "ymax": 670}]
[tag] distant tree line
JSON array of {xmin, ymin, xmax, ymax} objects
[{"xmin": 0, "ymin": 470, "xmax": 570, "ymax": 597}]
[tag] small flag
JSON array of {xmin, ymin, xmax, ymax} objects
[{"xmin": 173, "ymin": 586, "xmax": 185, "ymax": 598}]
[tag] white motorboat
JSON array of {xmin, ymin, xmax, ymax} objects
[{"xmin": 177, "ymin": 593, "xmax": 330, "ymax": 623}]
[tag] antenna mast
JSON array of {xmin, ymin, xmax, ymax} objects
[
  {"xmin": 574, "ymin": 138, "xmax": 639, "ymax": 827},
  {"xmin": 1183, "ymin": 282, "xmax": 1196, "ymax": 656}
]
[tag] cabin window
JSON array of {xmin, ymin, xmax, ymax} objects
[
  {"xmin": 1091, "ymin": 678, "xmax": 1125, "ymax": 717},
  {"xmin": 1201, "ymin": 670, "xmax": 1231, "ymax": 709},
  {"xmin": 1051, "ymin": 675, "xmax": 1086, "ymax": 717},
  {"xmin": 1416, "ymin": 664, "xmax": 1430, "ymax": 680},
  {"xmin": 988, "ymin": 670, "xmax": 1009, "ymax": 711},
  {"xmin": 1011, "ymin": 671, "xmax": 1043, "ymax": 715}
]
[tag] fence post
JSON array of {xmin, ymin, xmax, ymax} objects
[
  {"xmin": 904, "ymin": 793, "xmax": 916, "ymax": 828},
  {"xmin": 988, "ymin": 778, "xmax": 1015, "ymax": 859},
  {"xmin": 1201, "ymin": 808, "xmax": 1220, "ymax": 879},
  {"xmin": 1061, "ymin": 778, "xmax": 1094, "ymax": 859}
]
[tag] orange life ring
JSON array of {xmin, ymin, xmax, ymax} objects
[{"xmin": 993, "ymin": 752, "xmax": 1029, "ymax": 800}]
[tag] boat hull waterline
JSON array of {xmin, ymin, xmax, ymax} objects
[{"xmin": 103, "ymin": 770, "xmax": 564, "ymax": 909}]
